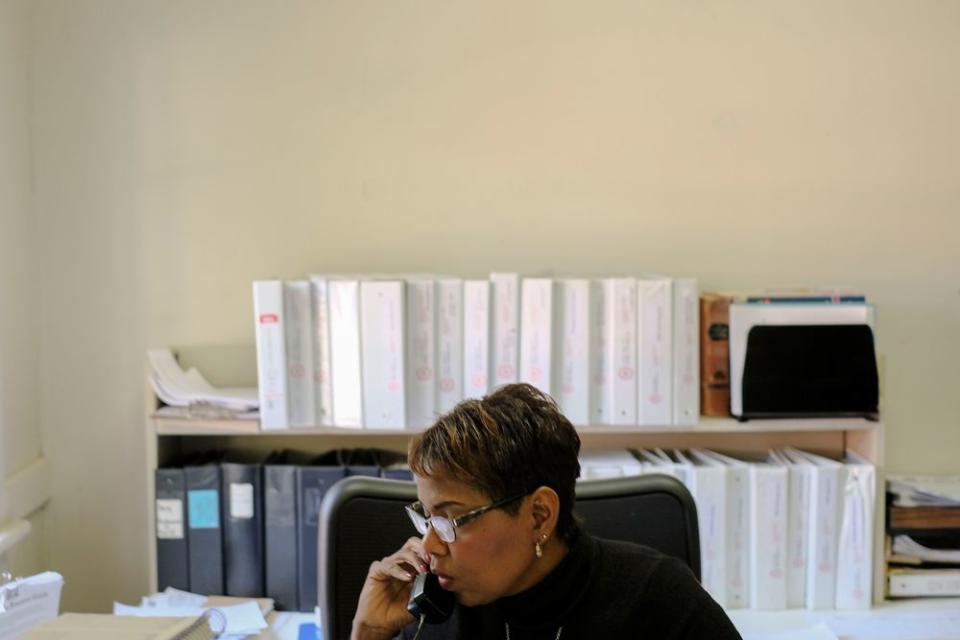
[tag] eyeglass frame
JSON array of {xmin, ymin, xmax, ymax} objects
[{"xmin": 405, "ymin": 491, "xmax": 529, "ymax": 543}]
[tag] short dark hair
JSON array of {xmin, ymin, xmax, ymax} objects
[{"xmin": 408, "ymin": 383, "xmax": 582, "ymax": 542}]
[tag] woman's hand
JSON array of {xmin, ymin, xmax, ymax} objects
[{"xmin": 351, "ymin": 536, "xmax": 431, "ymax": 640}]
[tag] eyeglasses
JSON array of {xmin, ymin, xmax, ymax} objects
[{"xmin": 405, "ymin": 492, "xmax": 528, "ymax": 543}]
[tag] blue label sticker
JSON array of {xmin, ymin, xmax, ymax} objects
[
  {"xmin": 298, "ymin": 622, "xmax": 319, "ymax": 640},
  {"xmin": 188, "ymin": 489, "xmax": 220, "ymax": 529}
]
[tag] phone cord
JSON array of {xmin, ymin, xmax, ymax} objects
[
  {"xmin": 505, "ymin": 624, "xmax": 563, "ymax": 640},
  {"xmin": 410, "ymin": 614, "xmax": 427, "ymax": 640}
]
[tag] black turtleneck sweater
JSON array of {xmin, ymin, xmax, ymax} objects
[{"xmin": 396, "ymin": 532, "xmax": 742, "ymax": 640}]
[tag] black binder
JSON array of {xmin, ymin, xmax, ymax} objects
[
  {"xmin": 155, "ymin": 467, "xmax": 190, "ymax": 591},
  {"xmin": 297, "ymin": 462, "xmax": 347, "ymax": 612},
  {"xmin": 221, "ymin": 461, "xmax": 265, "ymax": 597},
  {"xmin": 264, "ymin": 451, "xmax": 308, "ymax": 611},
  {"xmin": 185, "ymin": 463, "xmax": 225, "ymax": 596}
]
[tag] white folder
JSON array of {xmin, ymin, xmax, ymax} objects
[
  {"xmin": 309, "ymin": 276, "xmax": 334, "ymax": 427},
  {"xmin": 748, "ymin": 458, "xmax": 789, "ymax": 610},
  {"xmin": 519, "ymin": 278, "xmax": 554, "ymax": 395},
  {"xmin": 253, "ymin": 280, "xmax": 289, "ymax": 430},
  {"xmin": 360, "ymin": 280, "xmax": 406, "ymax": 429},
  {"xmin": 770, "ymin": 448, "xmax": 811, "ymax": 608},
  {"xmin": 556, "ymin": 279, "xmax": 591, "ymax": 425},
  {"xmin": 283, "ymin": 280, "xmax": 317, "ymax": 428},
  {"xmin": 692, "ymin": 449, "xmax": 751, "ymax": 609},
  {"xmin": 405, "ymin": 279, "xmax": 436, "ymax": 428},
  {"xmin": 674, "ymin": 449, "xmax": 728, "ymax": 606},
  {"xmin": 463, "ymin": 280, "xmax": 491, "ymax": 400},
  {"xmin": 589, "ymin": 280, "xmax": 608, "ymax": 425},
  {"xmin": 328, "ymin": 279, "xmax": 363, "ymax": 428},
  {"xmin": 436, "ymin": 279, "xmax": 464, "ymax": 414},
  {"xmin": 491, "ymin": 272, "xmax": 520, "ymax": 387},
  {"xmin": 785, "ymin": 447, "xmax": 844, "ymax": 610},
  {"xmin": 638, "ymin": 277, "xmax": 673, "ymax": 425},
  {"xmin": 672, "ymin": 278, "xmax": 699, "ymax": 425},
  {"xmin": 835, "ymin": 451, "xmax": 875, "ymax": 609},
  {"xmin": 605, "ymin": 278, "xmax": 638, "ymax": 425}
]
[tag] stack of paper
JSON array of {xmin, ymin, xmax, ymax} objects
[
  {"xmin": 888, "ymin": 474, "xmax": 960, "ymax": 507},
  {"xmin": 0, "ymin": 572, "xmax": 64, "ymax": 640},
  {"xmin": 148, "ymin": 349, "xmax": 259, "ymax": 419},
  {"xmin": 114, "ymin": 587, "xmax": 269, "ymax": 638},
  {"xmin": 892, "ymin": 536, "xmax": 960, "ymax": 564}
]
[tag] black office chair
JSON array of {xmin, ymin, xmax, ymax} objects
[
  {"xmin": 574, "ymin": 474, "xmax": 700, "ymax": 579},
  {"xmin": 318, "ymin": 473, "xmax": 699, "ymax": 640}
]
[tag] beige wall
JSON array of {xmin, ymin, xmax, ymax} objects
[
  {"xmin": 0, "ymin": 0, "xmax": 44, "ymax": 576},
  {"xmin": 27, "ymin": 0, "xmax": 960, "ymax": 610}
]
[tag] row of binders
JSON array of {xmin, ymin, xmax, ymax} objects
[
  {"xmin": 580, "ymin": 447, "xmax": 876, "ymax": 610},
  {"xmin": 253, "ymin": 273, "xmax": 700, "ymax": 430},
  {"xmin": 154, "ymin": 449, "xmax": 411, "ymax": 613}
]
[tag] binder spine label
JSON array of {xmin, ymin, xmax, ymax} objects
[
  {"xmin": 229, "ymin": 483, "xmax": 255, "ymax": 519},
  {"xmin": 188, "ymin": 490, "xmax": 220, "ymax": 529},
  {"xmin": 156, "ymin": 499, "xmax": 184, "ymax": 539}
]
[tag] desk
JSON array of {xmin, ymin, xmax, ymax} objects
[
  {"xmin": 261, "ymin": 602, "xmax": 960, "ymax": 640},
  {"xmin": 256, "ymin": 612, "xmax": 317, "ymax": 640},
  {"xmin": 728, "ymin": 598, "xmax": 960, "ymax": 640}
]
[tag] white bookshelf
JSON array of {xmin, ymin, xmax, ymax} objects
[{"xmin": 144, "ymin": 348, "xmax": 886, "ymax": 607}]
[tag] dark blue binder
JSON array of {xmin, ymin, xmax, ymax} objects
[
  {"xmin": 346, "ymin": 465, "xmax": 380, "ymax": 478},
  {"xmin": 221, "ymin": 461, "xmax": 265, "ymax": 597},
  {"xmin": 381, "ymin": 465, "xmax": 414, "ymax": 481},
  {"xmin": 297, "ymin": 462, "xmax": 346, "ymax": 612},
  {"xmin": 264, "ymin": 453, "xmax": 303, "ymax": 611},
  {"xmin": 185, "ymin": 463, "xmax": 225, "ymax": 595},
  {"xmin": 155, "ymin": 467, "xmax": 189, "ymax": 591}
]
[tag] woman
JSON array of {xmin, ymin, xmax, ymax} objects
[{"xmin": 351, "ymin": 383, "xmax": 742, "ymax": 640}]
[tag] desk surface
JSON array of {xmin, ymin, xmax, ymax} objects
[
  {"xmin": 262, "ymin": 600, "xmax": 960, "ymax": 640},
  {"xmin": 257, "ymin": 612, "xmax": 317, "ymax": 639},
  {"xmin": 728, "ymin": 598, "xmax": 960, "ymax": 640}
]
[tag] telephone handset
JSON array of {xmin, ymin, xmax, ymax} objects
[{"xmin": 406, "ymin": 572, "xmax": 455, "ymax": 624}]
